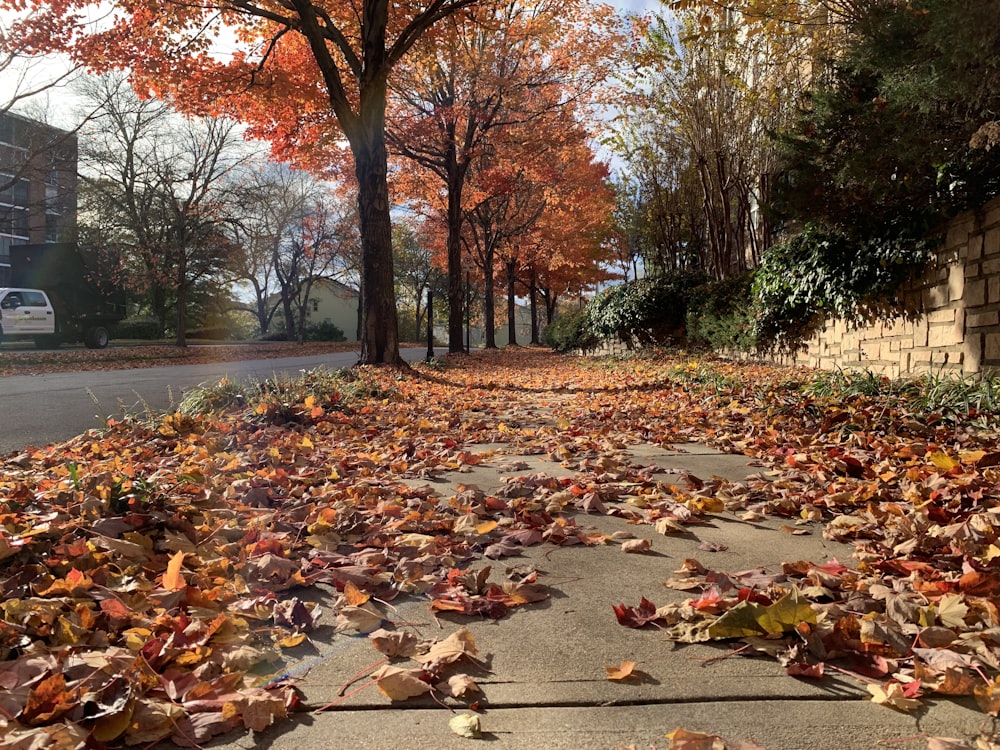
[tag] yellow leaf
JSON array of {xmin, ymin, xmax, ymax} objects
[
  {"xmin": 123, "ymin": 627, "xmax": 152, "ymax": 651},
  {"xmin": 92, "ymin": 699, "xmax": 135, "ymax": 743},
  {"xmin": 299, "ymin": 435, "xmax": 314, "ymax": 449},
  {"xmin": 343, "ymin": 581, "xmax": 370, "ymax": 606},
  {"xmin": 276, "ymin": 632, "xmax": 307, "ymax": 649},
  {"xmin": 475, "ymin": 520, "xmax": 498, "ymax": 535},
  {"xmin": 936, "ymin": 594, "xmax": 969, "ymax": 629},
  {"xmin": 448, "ymin": 713, "xmax": 482, "ymax": 739},
  {"xmin": 928, "ymin": 451, "xmax": 959, "ymax": 472}
]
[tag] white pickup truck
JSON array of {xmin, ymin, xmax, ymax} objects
[{"xmin": 0, "ymin": 287, "xmax": 112, "ymax": 349}]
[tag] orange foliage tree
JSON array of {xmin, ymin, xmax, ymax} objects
[
  {"xmin": 388, "ymin": 0, "xmax": 623, "ymax": 352},
  {"xmin": 5, "ymin": 0, "xmax": 498, "ymax": 363},
  {"xmin": 461, "ymin": 99, "xmax": 615, "ymax": 347}
]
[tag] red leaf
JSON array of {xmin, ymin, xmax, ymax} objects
[{"xmin": 612, "ymin": 597, "xmax": 660, "ymax": 628}]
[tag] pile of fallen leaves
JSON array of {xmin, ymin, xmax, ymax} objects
[{"xmin": 4, "ymin": 348, "xmax": 1000, "ymax": 748}]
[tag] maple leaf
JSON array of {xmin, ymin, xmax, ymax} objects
[
  {"xmin": 613, "ymin": 598, "xmax": 662, "ymax": 629},
  {"xmin": 418, "ymin": 627, "xmax": 479, "ymax": 667},
  {"xmin": 370, "ymin": 629, "xmax": 421, "ymax": 658},
  {"xmin": 371, "ymin": 665, "xmax": 432, "ymax": 701}
]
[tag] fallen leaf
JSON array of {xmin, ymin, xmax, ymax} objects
[
  {"xmin": 665, "ymin": 727, "xmax": 726, "ymax": 749},
  {"xmin": 621, "ymin": 538, "xmax": 651, "ymax": 554},
  {"xmin": 448, "ymin": 713, "xmax": 482, "ymax": 739},
  {"xmin": 162, "ymin": 551, "xmax": 187, "ymax": 591},
  {"xmin": 371, "ymin": 666, "xmax": 431, "ymax": 701},
  {"xmin": 605, "ymin": 660, "xmax": 638, "ymax": 681}
]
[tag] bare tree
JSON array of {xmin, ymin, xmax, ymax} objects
[{"xmin": 76, "ymin": 74, "xmax": 253, "ymax": 344}]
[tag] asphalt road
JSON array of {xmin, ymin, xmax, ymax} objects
[{"xmin": 0, "ymin": 346, "xmax": 435, "ymax": 456}]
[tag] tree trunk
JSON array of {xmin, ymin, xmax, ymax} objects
[
  {"xmin": 174, "ymin": 253, "xmax": 187, "ymax": 347},
  {"xmin": 483, "ymin": 247, "xmax": 496, "ymax": 349},
  {"xmin": 529, "ymin": 273, "xmax": 540, "ymax": 345},
  {"xmin": 506, "ymin": 259, "xmax": 517, "ymax": 347},
  {"xmin": 352, "ymin": 90, "xmax": 402, "ymax": 365},
  {"xmin": 446, "ymin": 164, "xmax": 467, "ymax": 354}
]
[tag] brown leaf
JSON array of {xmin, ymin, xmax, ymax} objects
[
  {"xmin": 418, "ymin": 627, "xmax": 479, "ymax": 666},
  {"xmin": 369, "ymin": 628, "xmax": 420, "ymax": 658},
  {"xmin": 605, "ymin": 660, "xmax": 637, "ymax": 681},
  {"xmin": 371, "ymin": 665, "xmax": 432, "ymax": 701}
]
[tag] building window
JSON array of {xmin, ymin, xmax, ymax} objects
[{"xmin": 311, "ymin": 299, "xmax": 319, "ymax": 313}]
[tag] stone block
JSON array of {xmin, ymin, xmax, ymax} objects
[
  {"xmin": 967, "ymin": 262, "xmax": 982, "ymax": 278},
  {"xmin": 965, "ymin": 333, "xmax": 983, "ymax": 373},
  {"xmin": 986, "ymin": 228, "xmax": 1000, "ymax": 257},
  {"xmin": 927, "ymin": 308, "xmax": 956, "ymax": 324},
  {"xmin": 986, "ymin": 333, "xmax": 1000, "ymax": 361},
  {"xmin": 985, "ymin": 199, "xmax": 1000, "ymax": 228},
  {"xmin": 967, "ymin": 279, "xmax": 988, "ymax": 307},
  {"xmin": 923, "ymin": 284, "xmax": 949, "ymax": 309},
  {"xmin": 969, "ymin": 235, "xmax": 985, "ymax": 261},
  {"xmin": 947, "ymin": 220, "xmax": 971, "ymax": 249},
  {"xmin": 968, "ymin": 310, "xmax": 1000, "ymax": 328},
  {"xmin": 928, "ymin": 324, "xmax": 960, "ymax": 348}
]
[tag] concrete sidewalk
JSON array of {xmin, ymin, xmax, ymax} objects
[{"xmin": 209, "ymin": 445, "xmax": 987, "ymax": 750}]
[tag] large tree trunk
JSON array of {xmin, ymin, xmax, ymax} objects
[{"xmin": 352, "ymin": 90, "xmax": 402, "ymax": 365}]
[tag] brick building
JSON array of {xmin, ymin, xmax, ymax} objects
[{"xmin": 0, "ymin": 112, "xmax": 78, "ymax": 286}]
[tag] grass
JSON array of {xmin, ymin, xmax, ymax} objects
[{"xmin": 802, "ymin": 366, "xmax": 1000, "ymax": 427}]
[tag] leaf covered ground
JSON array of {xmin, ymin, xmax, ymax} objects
[
  {"xmin": 3, "ymin": 348, "xmax": 1000, "ymax": 749},
  {"xmin": 0, "ymin": 342, "xmax": 361, "ymax": 378}
]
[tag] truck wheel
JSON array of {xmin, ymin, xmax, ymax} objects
[{"xmin": 84, "ymin": 326, "xmax": 110, "ymax": 349}]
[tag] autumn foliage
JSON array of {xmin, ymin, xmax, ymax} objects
[{"xmin": 6, "ymin": 349, "xmax": 1000, "ymax": 745}]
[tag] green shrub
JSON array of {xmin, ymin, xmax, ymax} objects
[
  {"xmin": 305, "ymin": 321, "xmax": 346, "ymax": 342},
  {"xmin": 113, "ymin": 318, "xmax": 163, "ymax": 340},
  {"xmin": 542, "ymin": 308, "xmax": 598, "ymax": 353},
  {"xmin": 686, "ymin": 273, "xmax": 758, "ymax": 352},
  {"xmin": 751, "ymin": 224, "xmax": 929, "ymax": 351},
  {"xmin": 585, "ymin": 270, "xmax": 708, "ymax": 347}
]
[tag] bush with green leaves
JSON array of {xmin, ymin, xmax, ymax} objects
[
  {"xmin": 751, "ymin": 224, "xmax": 930, "ymax": 351},
  {"xmin": 686, "ymin": 273, "xmax": 757, "ymax": 353},
  {"xmin": 113, "ymin": 318, "xmax": 163, "ymax": 340},
  {"xmin": 304, "ymin": 321, "xmax": 346, "ymax": 342},
  {"xmin": 585, "ymin": 270, "xmax": 708, "ymax": 348},
  {"xmin": 541, "ymin": 308, "xmax": 597, "ymax": 353}
]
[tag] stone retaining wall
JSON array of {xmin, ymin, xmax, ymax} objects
[
  {"xmin": 577, "ymin": 196, "xmax": 1000, "ymax": 376},
  {"xmin": 776, "ymin": 196, "xmax": 1000, "ymax": 377}
]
